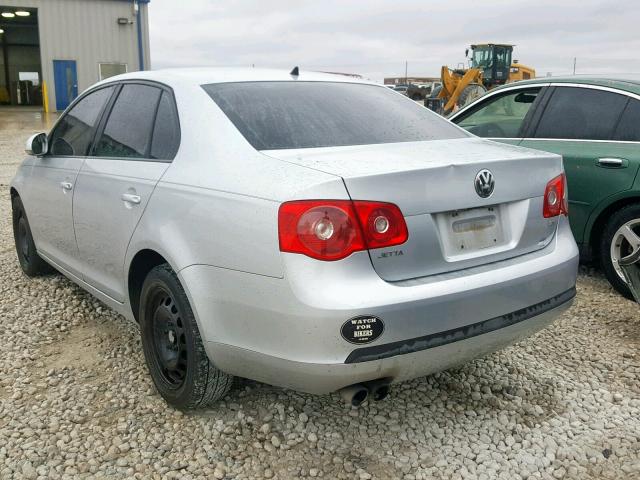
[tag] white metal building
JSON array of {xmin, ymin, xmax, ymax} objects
[{"xmin": 0, "ymin": 0, "xmax": 150, "ymax": 111}]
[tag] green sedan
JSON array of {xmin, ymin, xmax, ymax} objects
[{"xmin": 450, "ymin": 76, "xmax": 640, "ymax": 298}]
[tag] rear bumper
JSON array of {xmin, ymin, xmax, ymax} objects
[
  {"xmin": 181, "ymin": 216, "xmax": 578, "ymax": 394},
  {"xmin": 205, "ymin": 295, "xmax": 573, "ymax": 393},
  {"xmin": 345, "ymin": 287, "xmax": 574, "ymax": 363}
]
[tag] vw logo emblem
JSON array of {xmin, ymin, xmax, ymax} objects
[{"xmin": 474, "ymin": 169, "xmax": 495, "ymax": 198}]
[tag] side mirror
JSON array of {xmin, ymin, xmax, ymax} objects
[
  {"xmin": 25, "ymin": 133, "xmax": 48, "ymax": 157},
  {"xmin": 514, "ymin": 92, "xmax": 537, "ymax": 104}
]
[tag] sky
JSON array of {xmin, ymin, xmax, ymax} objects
[{"xmin": 148, "ymin": 0, "xmax": 640, "ymax": 82}]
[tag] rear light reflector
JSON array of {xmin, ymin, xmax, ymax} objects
[
  {"xmin": 278, "ymin": 200, "xmax": 408, "ymax": 261},
  {"xmin": 543, "ymin": 173, "xmax": 568, "ymax": 218}
]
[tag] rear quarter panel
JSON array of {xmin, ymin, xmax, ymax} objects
[
  {"xmin": 125, "ymin": 82, "xmax": 348, "ymax": 279},
  {"xmin": 518, "ymin": 139, "xmax": 640, "ymax": 244},
  {"xmin": 582, "ymin": 189, "xmax": 640, "ymax": 249}
]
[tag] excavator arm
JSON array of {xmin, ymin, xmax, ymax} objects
[{"xmin": 438, "ymin": 66, "xmax": 483, "ymax": 113}]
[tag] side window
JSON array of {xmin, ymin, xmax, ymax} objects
[
  {"xmin": 534, "ymin": 87, "xmax": 628, "ymax": 140},
  {"xmin": 614, "ymin": 98, "xmax": 640, "ymax": 141},
  {"xmin": 456, "ymin": 88, "xmax": 541, "ymax": 138},
  {"xmin": 93, "ymin": 84, "xmax": 161, "ymax": 158},
  {"xmin": 49, "ymin": 86, "xmax": 114, "ymax": 156},
  {"xmin": 150, "ymin": 91, "xmax": 180, "ymax": 160}
]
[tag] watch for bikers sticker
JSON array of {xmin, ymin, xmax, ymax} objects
[{"xmin": 341, "ymin": 315, "xmax": 384, "ymax": 344}]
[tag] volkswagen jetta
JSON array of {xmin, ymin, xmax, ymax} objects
[{"xmin": 10, "ymin": 68, "xmax": 578, "ymax": 409}]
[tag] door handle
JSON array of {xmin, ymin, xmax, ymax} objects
[
  {"xmin": 597, "ymin": 157, "xmax": 626, "ymax": 168},
  {"xmin": 121, "ymin": 193, "xmax": 141, "ymax": 205},
  {"xmin": 60, "ymin": 181, "xmax": 73, "ymax": 191}
]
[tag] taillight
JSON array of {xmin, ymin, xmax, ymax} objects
[
  {"xmin": 351, "ymin": 201, "xmax": 409, "ymax": 249},
  {"xmin": 278, "ymin": 200, "xmax": 408, "ymax": 261},
  {"xmin": 543, "ymin": 173, "xmax": 569, "ymax": 218}
]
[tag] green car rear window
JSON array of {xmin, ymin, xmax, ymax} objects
[
  {"xmin": 535, "ymin": 87, "xmax": 628, "ymax": 141},
  {"xmin": 615, "ymin": 98, "xmax": 640, "ymax": 141}
]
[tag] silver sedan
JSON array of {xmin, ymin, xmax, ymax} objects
[{"xmin": 10, "ymin": 68, "xmax": 578, "ymax": 409}]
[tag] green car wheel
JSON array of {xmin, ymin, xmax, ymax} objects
[{"xmin": 601, "ymin": 204, "xmax": 640, "ymax": 300}]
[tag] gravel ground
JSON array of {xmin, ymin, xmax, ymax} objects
[{"xmin": 0, "ymin": 109, "xmax": 639, "ymax": 479}]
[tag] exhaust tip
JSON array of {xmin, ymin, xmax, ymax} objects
[
  {"xmin": 362, "ymin": 378, "xmax": 392, "ymax": 402},
  {"xmin": 351, "ymin": 388, "xmax": 368, "ymax": 406},
  {"xmin": 339, "ymin": 384, "xmax": 369, "ymax": 407},
  {"xmin": 372, "ymin": 384, "xmax": 390, "ymax": 401}
]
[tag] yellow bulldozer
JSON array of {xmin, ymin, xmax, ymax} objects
[{"xmin": 426, "ymin": 44, "xmax": 535, "ymax": 115}]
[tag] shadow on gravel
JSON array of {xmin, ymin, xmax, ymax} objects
[{"xmin": 200, "ymin": 349, "xmax": 570, "ymax": 432}]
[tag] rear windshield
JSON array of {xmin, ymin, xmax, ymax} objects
[{"xmin": 202, "ymin": 81, "xmax": 467, "ymax": 150}]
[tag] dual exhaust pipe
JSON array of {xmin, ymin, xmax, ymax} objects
[{"xmin": 339, "ymin": 379, "xmax": 391, "ymax": 407}]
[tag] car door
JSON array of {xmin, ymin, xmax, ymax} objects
[
  {"xmin": 25, "ymin": 85, "xmax": 115, "ymax": 276},
  {"xmin": 72, "ymin": 82, "xmax": 180, "ymax": 302},
  {"xmin": 519, "ymin": 85, "xmax": 638, "ymax": 244},
  {"xmin": 452, "ymin": 85, "xmax": 547, "ymax": 146}
]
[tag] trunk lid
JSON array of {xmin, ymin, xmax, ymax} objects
[{"xmin": 264, "ymin": 137, "xmax": 563, "ymax": 281}]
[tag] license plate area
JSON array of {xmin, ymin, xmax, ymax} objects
[{"xmin": 436, "ymin": 205, "xmax": 506, "ymax": 258}]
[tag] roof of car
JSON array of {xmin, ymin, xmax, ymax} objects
[
  {"xmin": 496, "ymin": 75, "xmax": 640, "ymax": 95},
  {"xmin": 97, "ymin": 67, "xmax": 379, "ymax": 88}
]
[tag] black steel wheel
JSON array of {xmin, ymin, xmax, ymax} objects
[
  {"xmin": 17, "ymin": 216, "xmax": 30, "ymax": 262},
  {"xmin": 148, "ymin": 287, "xmax": 189, "ymax": 388},
  {"xmin": 11, "ymin": 195, "xmax": 53, "ymax": 277},
  {"xmin": 139, "ymin": 264, "xmax": 233, "ymax": 409}
]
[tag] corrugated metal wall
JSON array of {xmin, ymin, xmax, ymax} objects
[{"xmin": 2, "ymin": 0, "xmax": 150, "ymax": 111}]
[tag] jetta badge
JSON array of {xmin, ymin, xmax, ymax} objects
[{"xmin": 474, "ymin": 169, "xmax": 495, "ymax": 198}]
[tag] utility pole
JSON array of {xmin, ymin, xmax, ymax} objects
[
  {"xmin": 405, "ymin": 60, "xmax": 408, "ymax": 85},
  {"xmin": 573, "ymin": 57, "xmax": 576, "ymax": 75}
]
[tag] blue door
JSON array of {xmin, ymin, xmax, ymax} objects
[{"xmin": 53, "ymin": 60, "xmax": 78, "ymax": 111}]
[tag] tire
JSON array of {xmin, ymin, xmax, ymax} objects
[
  {"xmin": 11, "ymin": 196, "xmax": 53, "ymax": 277},
  {"xmin": 139, "ymin": 264, "xmax": 233, "ymax": 409},
  {"xmin": 457, "ymin": 83, "xmax": 487, "ymax": 108},
  {"xmin": 599, "ymin": 204, "xmax": 640, "ymax": 299}
]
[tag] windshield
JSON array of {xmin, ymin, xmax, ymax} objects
[
  {"xmin": 202, "ymin": 81, "xmax": 466, "ymax": 150},
  {"xmin": 472, "ymin": 46, "xmax": 512, "ymax": 70},
  {"xmin": 472, "ymin": 47, "xmax": 493, "ymax": 69}
]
